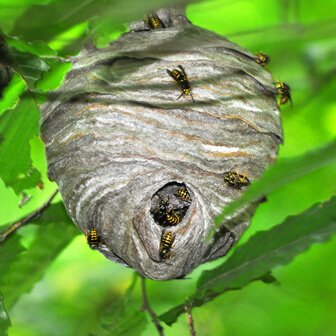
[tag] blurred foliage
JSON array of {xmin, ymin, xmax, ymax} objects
[
  {"xmin": 0, "ymin": 0, "xmax": 335, "ymax": 335},
  {"xmin": 161, "ymin": 196, "xmax": 336, "ymax": 325},
  {"xmin": 215, "ymin": 140, "xmax": 336, "ymax": 228}
]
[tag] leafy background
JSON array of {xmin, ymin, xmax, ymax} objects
[{"xmin": 0, "ymin": 0, "xmax": 335, "ymax": 335}]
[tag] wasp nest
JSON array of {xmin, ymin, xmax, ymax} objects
[{"xmin": 40, "ymin": 8, "xmax": 282, "ymax": 280}]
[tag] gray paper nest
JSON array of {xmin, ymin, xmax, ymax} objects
[{"xmin": 40, "ymin": 9, "xmax": 282, "ymax": 280}]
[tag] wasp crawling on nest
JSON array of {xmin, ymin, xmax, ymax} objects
[
  {"xmin": 276, "ymin": 81, "xmax": 292, "ymax": 106},
  {"xmin": 223, "ymin": 170, "xmax": 251, "ymax": 190},
  {"xmin": 167, "ymin": 65, "xmax": 195, "ymax": 102},
  {"xmin": 86, "ymin": 226, "xmax": 103, "ymax": 249},
  {"xmin": 255, "ymin": 52, "xmax": 270, "ymax": 67},
  {"xmin": 144, "ymin": 13, "xmax": 165, "ymax": 29},
  {"xmin": 159, "ymin": 231, "xmax": 175, "ymax": 260}
]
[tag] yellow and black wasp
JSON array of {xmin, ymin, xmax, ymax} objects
[
  {"xmin": 166, "ymin": 65, "xmax": 195, "ymax": 102},
  {"xmin": 86, "ymin": 227, "xmax": 101, "ymax": 249},
  {"xmin": 255, "ymin": 52, "xmax": 270, "ymax": 67},
  {"xmin": 144, "ymin": 13, "xmax": 165, "ymax": 29},
  {"xmin": 223, "ymin": 170, "xmax": 250, "ymax": 190},
  {"xmin": 159, "ymin": 231, "xmax": 175, "ymax": 260},
  {"xmin": 176, "ymin": 188, "xmax": 191, "ymax": 202},
  {"xmin": 275, "ymin": 81, "xmax": 292, "ymax": 106},
  {"xmin": 166, "ymin": 209, "xmax": 181, "ymax": 226}
]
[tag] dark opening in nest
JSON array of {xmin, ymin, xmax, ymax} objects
[{"xmin": 150, "ymin": 182, "xmax": 192, "ymax": 227}]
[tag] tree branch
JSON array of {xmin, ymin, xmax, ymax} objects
[
  {"xmin": 0, "ymin": 190, "xmax": 59, "ymax": 242},
  {"xmin": 185, "ymin": 303, "xmax": 196, "ymax": 336},
  {"xmin": 140, "ymin": 276, "xmax": 165, "ymax": 336}
]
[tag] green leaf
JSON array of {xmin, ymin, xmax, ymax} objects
[
  {"xmin": 215, "ymin": 140, "xmax": 336, "ymax": 228},
  {"xmin": 160, "ymin": 196, "xmax": 336, "ymax": 325},
  {"xmin": 0, "ymin": 234, "xmax": 25, "ymax": 280},
  {"xmin": 0, "ymin": 203, "xmax": 79, "ymax": 308},
  {"xmin": 97, "ymin": 276, "xmax": 148, "ymax": 336},
  {"xmin": 10, "ymin": 0, "xmax": 197, "ymax": 42},
  {"xmin": 5, "ymin": 36, "xmax": 57, "ymax": 57},
  {"xmin": 0, "ymin": 235, "xmax": 24, "ymax": 335},
  {"xmin": 9, "ymin": 48, "xmax": 51, "ymax": 91},
  {"xmin": 1, "ymin": 32, "xmax": 58, "ymax": 92},
  {"xmin": 0, "ymin": 97, "xmax": 40, "ymax": 194},
  {"xmin": 0, "ymin": 292, "xmax": 11, "ymax": 336},
  {"xmin": 0, "ymin": 74, "xmax": 25, "ymax": 116},
  {"xmin": 11, "ymin": 0, "xmax": 112, "ymax": 41},
  {"xmin": 36, "ymin": 61, "xmax": 72, "ymax": 92},
  {"xmin": 99, "ymin": 302, "xmax": 147, "ymax": 336}
]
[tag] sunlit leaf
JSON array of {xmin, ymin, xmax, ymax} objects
[
  {"xmin": 0, "ymin": 292, "xmax": 11, "ymax": 336},
  {"xmin": 0, "ymin": 74, "xmax": 25, "ymax": 116},
  {"xmin": 160, "ymin": 196, "xmax": 336, "ymax": 325},
  {"xmin": 0, "ymin": 97, "xmax": 40, "ymax": 194},
  {"xmin": 36, "ymin": 61, "xmax": 72, "ymax": 92},
  {"xmin": 0, "ymin": 203, "xmax": 79, "ymax": 309}
]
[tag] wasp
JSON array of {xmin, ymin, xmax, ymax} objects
[
  {"xmin": 87, "ymin": 227, "xmax": 101, "ymax": 249},
  {"xmin": 176, "ymin": 188, "xmax": 191, "ymax": 202},
  {"xmin": 160, "ymin": 231, "xmax": 175, "ymax": 260},
  {"xmin": 276, "ymin": 81, "xmax": 292, "ymax": 106},
  {"xmin": 223, "ymin": 171, "xmax": 250, "ymax": 190},
  {"xmin": 153, "ymin": 197, "xmax": 170, "ymax": 225},
  {"xmin": 166, "ymin": 209, "xmax": 181, "ymax": 226},
  {"xmin": 255, "ymin": 52, "xmax": 270, "ymax": 67},
  {"xmin": 144, "ymin": 13, "xmax": 165, "ymax": 29},
  {"xmin": 166, "ymin": 65, "xmax": 195, "ymax": 102}
]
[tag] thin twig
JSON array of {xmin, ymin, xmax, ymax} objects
[
  {"xmin": 140, "ymin": 276, "xmax": 164, "ymax": 336},
  {"xmin": 0, "ymin": 190, "xmax": 59, "ymax": 242},
  {"xmin": 185, "ymin": 303, "xmax": 196, "ymax": 336}
]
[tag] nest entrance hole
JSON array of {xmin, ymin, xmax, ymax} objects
[{"xmin": 150, "ymin": 182, "xmax": 192, "ymax": 227}]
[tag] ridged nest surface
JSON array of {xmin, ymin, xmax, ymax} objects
[{"xmin": 40, "ymin": 9, "xmax": 282, "ymax": 280}]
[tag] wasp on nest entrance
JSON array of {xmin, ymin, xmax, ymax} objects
[{"xmin": 150, "ymin": 182, "xmax": 192, "ymax": 227}]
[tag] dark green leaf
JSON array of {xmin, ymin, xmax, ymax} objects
[
  {"xmin": 100, "ymin": 303, "xmax": 147, "ymax": 336},
  {"xmin": 5, "ymin": 36, "xmax": 57, "ymax": 57},
  {"xmin": 9, "ymin": 49, "xmax": 51, "ymax": 91},
  {"xmin": 0, "ymin": 97, "xmax": 40, "ymax": 194},
  {"xmin": 0, "ymin": 292, "xmax": 11, "ymax": 336},
  {"xmin": 0, "ymin": 203, "xmax": 79, "ymax": 308},
  {"xmin": 11, "ymin": 0, "xmax": 112, "ymax": 41},
  {"xmin": 89, "ymin": 274, "xmax": 147, "ymax": 336},
  {"xmin": 160, "ymin": 196, "xmax": 336, "ymax": 325},
  {"xmin": 1, "ymin": 32, "xmax": 59, "ymax": 91},
  {"xmin": 0, "ymin": 234, "xmax": 25, "ymax": 279},
  {"xmin": 10, "ymin": 0, "xmax": 197, "ymax": 41},
  {"xmin": 215, "ymin": 140, "xmax": 336, "ymax": 228},
  {"xmin": 0, "ymin": 235, "xmax": 24, "ymax": 335},
  {"xmin": 98, "ymin": 292, "xmax": 147, "ymax": 336}
]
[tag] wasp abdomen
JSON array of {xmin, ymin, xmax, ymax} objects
[
  {"xmin": 87, "ymin": 228, "xmax": 101, "ymax": 249},
  {"xmin": 176, "ymin": 188, "xmax": 191, "ymax": 202},
  {"xmin": 160, "ymin": 231, "xmax": 175, "ymax": 260},
  {"xmin": 166, "ymin": 210, "xmax": 181, "ymax": 226},
  {"xmin": 145, "ymin": 13, "xmax": 165, "ymax": 29}
]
